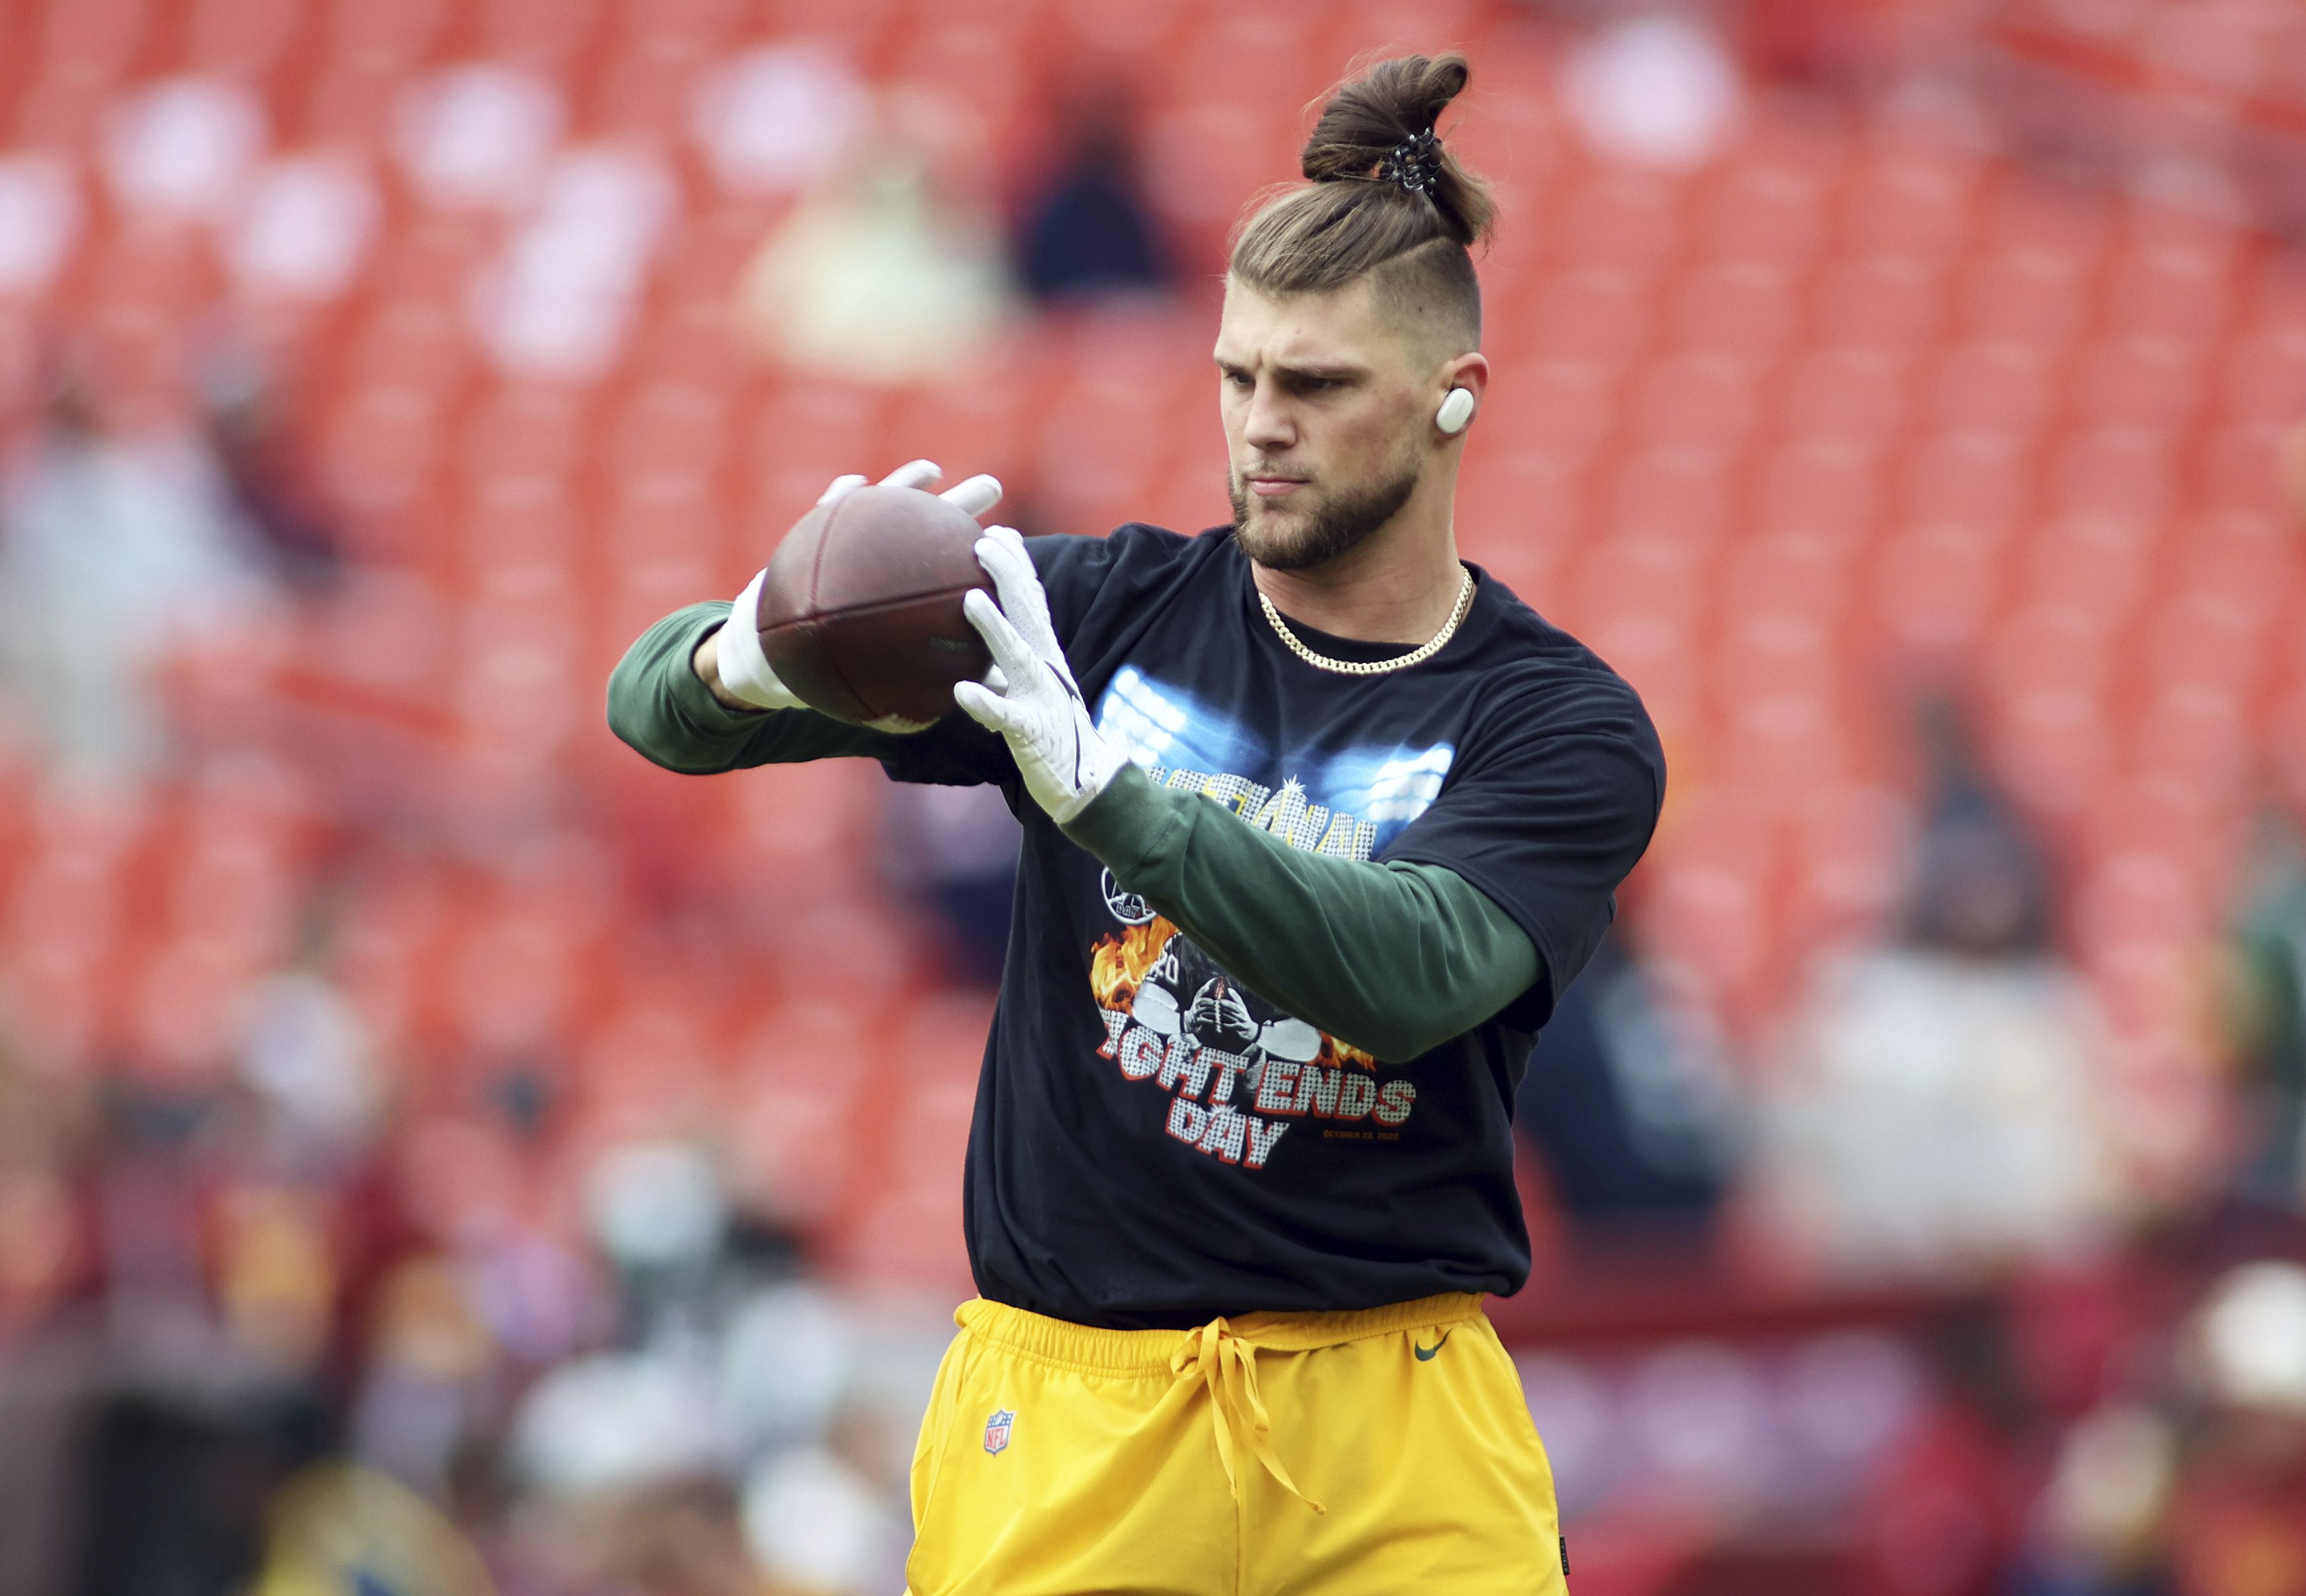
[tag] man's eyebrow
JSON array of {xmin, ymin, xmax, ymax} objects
[{"xmin": 1212, "ymin": 356, "xmax": 1367, "ymax": 381}]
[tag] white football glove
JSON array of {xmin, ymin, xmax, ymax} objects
[
  {"xmin": 715, "ymin": 459, "xmax": 1004, "ymax": 718},
  {"xmin": 953, "ymin": 525, "xmax": 1126, "ymax": 824}
]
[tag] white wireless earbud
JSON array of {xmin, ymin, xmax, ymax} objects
[{"xmin": 1436, "ymin": 387, "xmax": 1475, "ymax": 435}]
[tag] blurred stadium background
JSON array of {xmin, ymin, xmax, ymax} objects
[{"xmin": 3, "ymin": 0, "xmax": 2306, "ymax": 1591}]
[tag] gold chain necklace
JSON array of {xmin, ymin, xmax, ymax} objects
[{"xmin": 1257, "ymin": 567, "xmax": 1475, "ymax": 677}]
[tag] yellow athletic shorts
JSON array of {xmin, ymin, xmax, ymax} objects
[{"xmin": 904, "ymin": 1292, "xmax": 1567, "ymax": 1596}]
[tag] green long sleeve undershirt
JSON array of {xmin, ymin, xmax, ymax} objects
[
  {"xmin": 1061, "ymin": 764, "xmax": 1538, "ymax": 1063},
  {"xmin": 606, "ymin": 604, "xmax": 1540, "ymax": 1063},
  {"xmin": 606, "ymin": 602, "xmax": 906, "ymax": 771}
]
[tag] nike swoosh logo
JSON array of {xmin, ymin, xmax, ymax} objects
[{"xmin": 1414, "ymin": 1331, "xmax": 1452, "ymax": 1361}]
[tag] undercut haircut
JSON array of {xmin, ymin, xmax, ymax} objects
[{"xmin": 1228, "ymin": 54, "xmax": 1495, "ymax": 354}]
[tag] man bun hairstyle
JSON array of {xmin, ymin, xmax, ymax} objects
[{"xmin": 1230, "ymin": 54, "xmax": 1495, "ymax": 348}]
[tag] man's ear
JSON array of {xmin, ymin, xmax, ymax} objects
[
  {"xmin": 1442, "ymin": 351, "xmax": 1490, "ymax": 405},
  {"xmin": 1435, "ymin": 351, "xmax": 1490, "ymax": 435}
]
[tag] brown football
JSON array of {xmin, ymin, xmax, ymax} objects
[{"xmin": 750, "ymin": 484, "xmax": 993, "ymax": 726}]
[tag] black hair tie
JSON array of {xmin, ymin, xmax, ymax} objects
[{"xmin": 1381, "ymin": 129, "xmax": 1442, "ymax": 195}]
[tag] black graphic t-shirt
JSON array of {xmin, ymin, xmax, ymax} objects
[{"xmin": 852, "ymin": 524, "xmax": 1664, "ymax": 1329}]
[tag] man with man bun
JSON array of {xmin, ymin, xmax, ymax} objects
[{"xmin": 611, "ymin": 52, "xmax": 1661, "ymax": 1594}]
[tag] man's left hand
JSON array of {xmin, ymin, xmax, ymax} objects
[{"xmin": 953, "ymin": 527, "xmax": 1125, "ymax": 824}]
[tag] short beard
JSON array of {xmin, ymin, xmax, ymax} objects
[{"xmin": 1230, "ymin": 455, "xmax": 1422, "ymax": 573}]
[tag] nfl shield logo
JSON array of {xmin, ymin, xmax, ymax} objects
[{"xmin": 983, "ymin": 1409, "xmax": 1014, "ymax": 1455}]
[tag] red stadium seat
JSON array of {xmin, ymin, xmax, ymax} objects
[
  {"xmin": 2269, "ymin": 681, "xmax": 2306, "ymax": 807},
  {"xmin": 829, "ymin": 989, "xmax": 988, "ymax": 1290},
  {"xmin": 438, "ymin": 899, "xmax": 596, "ymax": 1062},
  {"xmin": 329, "ymin": 856, "xmax": 454, "ymax": 1055},
  {"xmin": 647, "ymin": 202, "xmax": 781, "ymax": 329},
  {"xmin": 1863, "ymin": 517, "xmax": 2005, "ymax": 661},
  {"xmin": 1775, "ymin": 348, "xmax": 1915, "ymax": 452},
  {"xmin": 1572, "ymin": 529, "xmax": 1711, "ymax": 647},
  {"xmin": 1665, "ymin": 262, "xmax": 1804, "ymax": 360},
  {"xmin": 1998, "ymin": 685, "xmax": 2120, "ymax": 819},
  {"xmin": 2195, "ymin": 417, "xmax": 2291, "ymax": 514},
  {"xmin": 316, "ymin": 0, "xmax": 449, "ymax": 70},
  {"xmin": 2049, "ymin": 426, "xmax": 2176, "ymax": 523},
  {"xmin": 1454, "ymin": 448, "xmax": 1586, "ymax": 601},
  {"xmin": 2073, "ymin": 809, "xmax": 2221, "ymax": 958},
  {"xmin": 29, "ymin": 0, "xmax": 153, "ymax": 82},
  {"xmin": 724, "ymin": 760, "xmax": 907, "ymax": 927},
  {"xmin": 2145, "ymin": 523, "xmax": 2297, "ymax": 698},
  {"xmin": 1139, "ymin": 100, "xmax": 1298, "ymax": 267},
  {"xmin": 1923, "ymin": 340, "xmax": 2058, "ymax": 439},
  {"xmin": 452, "ymin": 593, "xmax": 596, "ymax": 772},
  {"xmin": 1333, "ymin": 0, "xmax": 1491, "ymax": 56},
  {"xmin": 727, "ymin": 998, "xmax": 882, "ymax": 1234},
  {"xmin": 1517, "ymin": 267, "xmax": 1664, "ymax": 367},
  {"xmin": 1976, "ymin": 170, "xmax": 2108, "ymax": 257},
  {"xmin": 884, "ymin": 371, "xmax": 1037, "ymax": 502},
  {"xmin": 163, "ymin": 829, "xmax": 303, "ymax": 972},
  {"xmin": 2215, "ymin": 298, "xmax": 2306, "ymax": 424},
  {"xmin": 458, "ymin": 493, "xmax": 582, "ymax": 622},
  {"xmin": 1717, "ymin": 686, "xmax": 1857, "ymax": 795},
  {"xmin": 1808, "ymin": 253, "xmax": 1950, "ymax": 354},
  {"xmin": 598, "ymin": 468, "xmax": 730, "ymax": 628},
  {"xmin": 343, "ymin": 295, "xmax": 475, "ymax": 399},
  {"xmin": 834, "ymin": 1176, "xmax": 972, "ymax": 1296},
  {"xmin": 1988, "ymin": 600, "xmax": 2120, "ymax": 704},
  {"xmin": 478, "ymin": 0, "xmax": 604, "ymax": 71},
  {"xmin": 1899, "ymin": 429, "xmax": 2031, "ymax": 531},
  {"xmin": 2009, "ymin": 513, "xmax": 2162, "ymax": 630},
  {"xmin": 2072, "ymin": 337, "xmax": 2210, "ymax": 431},
  {"xmin": 2126, "ymin": 683, "xmax": 2253, "ymax": 809},
  {"xmin": 1840, "ymin": 137, "xmax": 1980, "ymax": 261},
  {"xmin": 1689, "ymin": 160, "xmax": 1838, "ymax": 267},
  {"xmin": 1983, "ymin": 599, "xmax": 2121, "ymax": 816},
  {"xmin": 1782, "ymin": 780, "xmax": 1915, "ymax": 954},
  {"xmin": 2102, "ymin": 228, "xmax": 2242, "ymax": 345},
  {"xmin": 590, "ymin": 39, "xmax": 716, "ymax": 144},
  {"xmin": 1151, "ymin": 10, "xmax": 1331, "ymax": 136},
  {"xmin": 1623, "ymin": 353, "xmax": 1767, "ymax": 454},
  {"xmin": 1488, "ymin": 358, "xmax": 1626, "ymax": 467},
  {"xmin": 1718, "ymin": 531, "xmax": 1857, "ymax": 647},
  {"xmin": 1544, "ymin": 170, "xmax": 1692, "ymax": 275},
  {"xmin": 762, "ymin": 0, "xmax": 910, "ymax": 61},
  {"xmin": 184, "ymin": 0, "xmax": 314, "ymax": 78},
  {"xmin": 1446, "ymin": 64, "xmax": 1576, "ymax": 238},
  {"xmin": 1032, "ymin": 320, "xmax": 1206, "ymax": 534},
  {"xmin": 3, "ymin": 778, "xmax": 162, "ymax": 1070},
  {"xmin": 741, "ymin": 381, "xmax": 892, "ymax": 539},
  {"xmin": 1951, "ymin": 251, "xmax": 2091, "ymax": 352},
  {"xmin": 883, "ymin": 20, "xmax": 1037, "ymax": 158},
  {"xmin": 318, "ymin": 381, "xmax": 454, "ymax": 549},
  {"xmin": 573, "ymin": 992, "xmax": 734, "ymax": 1142},
  {"xmin": 462, "ymin": 380, "xmax": 597, "ymax": 487},
  {"xmin": 1600, "ymin": 444, "xmax": 1739, "ymax": 546},
  {"xmin": 1641, "ymin": 810, "xmax": 1785, "ymax": 1031},
  {"xmin": 125, "ymin": 929, "xmax": 263, "ymax": 1085},
  {"xmin": 608, "ymin": 381, "xmax": 734, "ymax": 490},
  {"xmin": 1752, "ymin": 439, "xmax": 1885, "ymax": 540},
  {"xmin": 291, "ymin": 57, "xmax": 407, "ymax": 151}
]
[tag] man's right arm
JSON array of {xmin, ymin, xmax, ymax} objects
[{"xmin": 606, "ymin": 602, "xmax": 900, "ymax": 773}]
